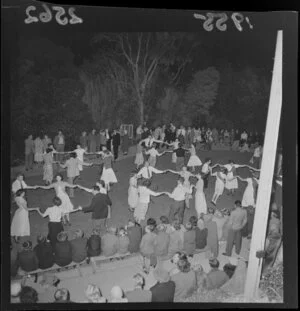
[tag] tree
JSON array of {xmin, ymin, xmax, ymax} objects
[
  {"xmin": 92, "ymin": 32, "xmax": 200, "ymax": 124},
  {"xmin": 184, "ymin": 67, "xmax": 220, "ymax": 123}
]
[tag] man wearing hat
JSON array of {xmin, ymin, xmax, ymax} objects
[
  {"xmin": 150, "ymin": 267, "xmax": 175, "ymax": 302},
  {"xmin": 18, "ymin": 241, "xmax": 39, "ymax": 273},
  {"xmin": 205, "ymin": 257, "xmax": 229, "ymax": 290}
]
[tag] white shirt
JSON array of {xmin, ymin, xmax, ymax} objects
[
  {"xmin": 137, "ymin": 166, "xmax": 164, "ymax": 179},
  {"xmin": 241, "ymin": 132, "xmax": 248, "ymax": 140},
  {"xmin": 143, "ymin": 137, "xmax": 154, "ymax": 147},
  {"xmin": 12, "ymin": 180, "xmax": 28, "ymax": 194},
  {"xmin": 254, "ymin": 146, "xmax": 262, "ymax": 157},
  {"xmin": 58, "ymin": 136, "xmax": 64, "ymax": 144},
  {"xmin": 43, "ymin": 206, "xmax": 63, "ymax": 222},
  {"xmin": 146, "ymin": 148, "xmax": 159, "ymax": 158},
  {"xmin": 201, "ymin": 163, "xmax": 210, "ymax": 174},
  {"xmin": 171, "ymin": 184, "xmax": 192, "ymax": 201},
  {"xmin": 138, "ymin": 186, "xmax": 161, "ymax": 204},
  {"xmin": 75, "ymin": 148, "xmax": 85, "ymax": 161}
]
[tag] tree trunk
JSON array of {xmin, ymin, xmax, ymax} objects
[{"xmin": 139, "ymin": 97, "xmax": 144, "ymax": 125}]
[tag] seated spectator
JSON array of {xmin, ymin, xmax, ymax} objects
[
  {"xmin": 193, "ymin": 264, "xmax": 207, "ymax": 290},
  {"xmin": 87, "ymin": 228, "xmax": 101, "ymax": 258},
  {"xmin": 223, "ymin": 258, "xmax": 237, "ymax": 279},
  {"xmin": 101, "ymin": 227, "xmax": 119, "ymax": 257},
  {"xmin": 84, "ymin": 284, "xmax": 106, "ymax": 303},
  {"xmin": 159, "ymin": 215, "xmax": 173, "ymax": 234},
  {"xmin": 195, "ymin": 218, "xmax": 208, "ymax": 249},
  {"xmin": 189, "ymin": 216, "xmax": 198, "ymax": 228},
  {"xmin": 154, "ymin": 224, "xmax": 170, "ymax": 261},
  {"xmin": 54, "ymin": 288, "xmax": 72, "ymax": 303},
  {"xmin": 143, "ymin": 218, "xmax": 157, "ymax": 234},
  {"xmin": 109, "ymin": 286, "xmax": 128, "ymax": 303},
  {"xmin": 212, "ymin": 209, "xmax": 227, "ymax": 241},
  {"xmin": 171, "ymin": 258, "xmax": 197, "ymax": 301},
  {"xmin": 33, "ymin": 235, "xmax": 54, "ymax": 270},
  {"xmin": 140, "ymin": 225, "xmax": 157, "ymax": 274},
  {"xmin": 70, "ymin": 229, "xmax": 88, "ymax": 263},
  {"xmin": 150, "ymin": 267, "xmax": 175, "ymax": 302},
  {"xmin": 54, "ymin": 232, "xmax": 72, "ymax": 267},
  {"xmin": 183, "ymin": 222, "xmax": 196, "ymax": 257},
  {"xmin": 19, "ymin": 286, "xmax": 38, "ymax": 303},
  {"xmin": 205, "ymin": 257, "xmax": 230, "ymax": 290},
  {"xmin": 125, "ymin": 273, "xmax": 152, "ymax": 302},
  {"xmin": 11, "ymin": 281, "xmax": 22, "ymax": 303},
  {"xmin": 126, "ymin": 220, "xmax": 142, "ymax": 253},
  {"xmin": 11, "ymin": 242, "xmax": 19, "ymax": 277},
  {"xmin": 167, "ymin": 222, "xmax": 184, "ymax": 259},
  {"xmin": 117, "ymin": 227, "xmax": 130, "ymax": 254},
  {"xmin": 18, "ymin": 241, "xmax": 39, "ymax": 272},
  {"xmin": 169, "ymin": 252, "xmax": 187, "ymax": 276}
]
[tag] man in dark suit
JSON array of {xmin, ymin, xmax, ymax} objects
[
  {"xmin": 80, "ymin": 181, "xmax": 112, "ymax": 230},
  {"xmin": 87, "ymin": 228, "xmax": 102, "ymax": 258},
  {"xmin": 33, "ymin": 235, "xmax": 54, "ymax": 270},
  {"xmin": 126, "ymin": 220, "xmax": 143, "ymax": 253},
  {"xmin": 54, "ymin": 232, "xmax": 72, "ymax": 267},
  {"xmin": 112, "ymin": 129, "xmax": 121, "ymax": 160}
]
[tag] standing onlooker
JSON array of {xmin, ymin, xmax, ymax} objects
[
  {"xmin": 154, "ymin": 224, "xmax": 170, "ymax": 263},
  {"xmin": 223, "ymin": 200, "xmax": 247, "ymax": 257},
  {"xmin": 171, "ymin": 258, "xmax": 197, "ymax": 301},
  {"xmin": 140, "ymin": 225, "xmax": 157, "ymax": 274},
  {"xmin": 70, "ymin": 229, "xmax": 88, "ymax": 263},
  {"xmin": 183, "ymin": 222, "xmax": 196, "ymax": 257},
  {"xmin": 88, "ymin": 129, "xmax": 97, "ymax": 153},
  {"xmin": 54, "ymin": 232, "xmax": 72, "ymax": 267},
  {"xmin": 125, "ymin": 274, "xmax": 152, "ymax": 302},
  {"xmin": 195, "ymin": 218, "xmax": 208, "ymax": 250},
  {"xmin": 25, "ymin": 135, "xmax": 35, "ymax": 171},
  {"xmin": 101, "ymin": 227, "xmax": 119, "ymax": 257},
  {"xmin": 126, "ymin": 220, "xmax": 143, "ymax": 253},
  {"xmin": 150, "ymin": 267, "xmax": 175, "ymax": 302},
  {"xmin": 42, "ymin": 134, "xmax": 52, "ymax": 153},
  {"xmin": 112, "ymin": 129, "xmax": 121, "ymax": 160},
  {"xmin": 167, "ymin": 222, "xmax": 184, "ymax": 259},
  {"xmin": 79, "ymin": 131, "xmax": 88, "ymax": 149},
  {"xmin": 33, "ymin": 235, "xmax": 54, "ymax": 270},
  {"xmin": 203, "ymin": 213, "xmax": 219, "ymax": 258},
  {"xmin": 205, "ymin": 258, "xmax": 229, "ymax": 290},
  {"xmin": 54, "ymin": 131, "xmax": 65, "ymax": 163},
  {"xmin": 121, "ymin": 129, "xmax": 130, "ymax": 156},
  {"xmin": 34, "ymin": 135, "xmax": 44, "ymax": 168},
  {"xmin": 136, "ymin": 124, "xmax": 143, "ymax": 142},
  {"xmin": 18, "ymin": 241, "xmax": 39, "ymax": 272}
]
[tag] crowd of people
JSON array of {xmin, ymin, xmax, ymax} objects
[{"xmin": 10, "ymin": 122, "xmax": 282, "ymax": 303}]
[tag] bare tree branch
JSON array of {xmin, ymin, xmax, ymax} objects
[
  {"xmin": 136, "ymin": 33, "xmax": 142, "ymax": 65},
  {"xmin": 143, "ymin": 33, "xmax": 151, "ymax": 73}
]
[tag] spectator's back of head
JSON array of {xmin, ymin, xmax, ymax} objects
[
  {"xmin": 57, "ymin": 231, "xmax": 68, "ymax": 242},
  {"xmin": 74, "ymin": 229, "xmax": 84, "ymax": 239},
  {"xmin": 133, "ymin": 273, "xmax": 145, "ymax": 288},
  {"xmin": 54, "ymin": 288, "xmax": 70, "ymax": 302},
  {"xmin": 108, "ymin": 227, "xmax": 117, "ymax": 235},
  {"xmin": 11, "ymin": 281, "xmax": 22, "ymax": 298},
  {"xmin": 177, "ymin": 258, "xmax": 191, "ymax": 273},
  {"xmin": 20, "ymin": 286, "xmax": 38, "ymax": 303},
  {"xmin": 110, "ymin": 285, "xmax": 124, "ymax": 300},
  {"xmin": 22, "ymin": 240, "xmax": 32, "ymax": 251},
  {"xmin": 160, "ymin": 215, "xmax": 170, "ymax": 225},
  {"xmin": 209, "ymin": 257, "xmax": 220, "ymax": 269},
  {"xmin": 85, "ymin": 284, "xmax": 105, "ymax": 303},
  {"xmin": 189, "ymin": 216, "xmax": 198, "ymax": 227},
  {"xmin": 147, "ymin": 218, "xmax": 157, "ymax": 228},
  {"xmin": 185, "ymin": 222, "xmax": 193, "ymax": 231},
  {"xmin": 172, "ymin": 221, "xmax": 181, "ymax": 231}
]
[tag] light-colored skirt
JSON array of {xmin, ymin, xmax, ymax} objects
[
  {"xmin": 242, "ymin": 185, "xmax": 255, "ymax": 207},
  {"xmin": 195, "ymin": 191, "xmax": 207, "ymax": 217},
  {"xmin": 101, "ymin": 167, "xmax": 118, "ymax": 184},
  {"xmin": 128, "ymin": 186, "xmax": 138, "ymax": 209},
  {"xmin": 134, "ymin": 152, "xmax": 144, "ymax": 166},
  {"xmin": 57, "ymin": 191, "xmax": 74, "ymax": 214},
  {"xmin": 187, "ymin": 155, "xmax": 202, "ymax": 167},
  {"xmin": 148, "ymin": 156, "xmax": 157, "ymax": 167},
  {"xmin": 11, "ymin": 208, "xmax": 30, "ymax": 237},
  {"xmin": 214, "ymin": 179, "xmax": 225, "ymax": 196},
  {"xmin": 172, "ymin": 152, "xmax": 177, "ymax": 163},
  {"xmin": 43, "ymin": 164, "xmax": 53, "ymax": 183},
  {"xmin": 134, "ymin": 202, "xmax": 149, "ymax": 223},
  {"xmin": 225, "ymin": 172, "xmax": 238, "ymax": 190}
]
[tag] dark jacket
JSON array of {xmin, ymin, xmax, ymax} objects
[
  {"xmin": 154, "ymin": 232, "xmax": 170, "ymax": 257},
  {"xmin": 70, "ymin": 237, "xmax": 88, "ymax": 263},
  {"xmin": 11, "ymin": 247, "xmax": 19, "ymax": 277},
  {"xmin": 206, "ymin": 268, "xmax": 230, "ymax": 290},
  {"xmin": 195, "ymin": 227, "xmax": 208, "ymax": 249},
  {"xmin": 87, "ymin": 235, "xmax": 101, "ymax": 257},
  {"xmin": 112, "ymin": 132, "xmax": 121, "ymax": 147},
  {"xmin": 34, "ymin": 241, "xmax": 55, "ymax": 270},
  {"xmin": 83, "ymin": 193, "xmax": 112, "ymax": 220},
  {"xmin": 127, "ymin": 225, "xmax": 142, "ymax": 253},
  {"xmin": 150, "ymin": 281, "xmax": 175, "ymax": 302},
  {"xmin": 54, "ymin": 241, "xmax": 72, "ymax": 267},
  {"xmin": 18, "ymin": 250, "xmax": 39, "ymax": 272},
  {"xmin": 183, "ymin": 229, "xmax": 196, "ymax": 256},
  {"xmin": 101, "ymin": 233, "xmax": 119, "ymax": 257}
]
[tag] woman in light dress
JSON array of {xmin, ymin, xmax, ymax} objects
[
  {"xmin": 170, "ymin": 139, "xmax": 180, "ymax": 164},
  {"xmin": 11, "ymin": 189, "xmax": 36, "ymax": 239},
  {"xmin": 43, "ymin": 148, "xmax": 58, "ymax": 185},
  {"xmin": 35, "ymin": 173, "xmax": 80, "ymax": 225},
  {"xmin": 210, "ymin": 167, "xmax": 228, "ymax": 206},
  {"xmin": 134, "ymin": 142, "xmax": 144, "ymax": 169},
  {"xmin": 34, "ymin": 135, "xmax": 44, "ymax": 167},
  {"xmin": 144, "ymin": 144, "xmax": 168, "ymax": 168},
  {"xmin": 194, "ymin": 174, "xmax": 207, "ymax": 218},
  {"xmin": 187, "ymin": 143, "xmax": 202, "ymax": 172},
  {"xmin": 128, "ymin": 172, "xmax": 139, "ymax": 212},
  {"xmin": 235, "ymin": 175, "xmax": 260, "ymax": 208},
  {"xmin": 100, "ymin": 149, "xmax": 118, "ymax": 191}
]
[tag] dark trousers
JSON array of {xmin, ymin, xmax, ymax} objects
[
  {"xmin": 106, "ymin": 140, "xmax": 111, "ymax": 151},
  {"xmin": 203, "ymin": 174, "xmax": 209, "ymax": 189},
  {"xmin": 25, "ymin": 153, "xmax": 34, "ymax": 170},
  {"xmin": 48, "ymin": 222, "xmax": 64, "ymax": 248},
  {"xmin": 169, "ymin": 200, "xmax": 185, "ymax": 224},
  {"xmin": 113, "ymin": 145, "xmax": 119, "ymax": 160},
  {"xmin": 225, "ymin": 228, "xmax": 242, "ymax": 256}
]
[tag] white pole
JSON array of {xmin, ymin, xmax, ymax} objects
[{"xmin": 244, "ymin": 30, "xmax": 283, "ymax": 301}]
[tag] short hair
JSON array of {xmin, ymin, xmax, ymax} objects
[
  {"xmin": 234, "ymin": 200, "xmax": 242, "ymax": 207},
  {"xmin": 37, "ymin": 234, "xmax": 46, "ymax": 244},
  {"xmin": 53, "ymin": 196, "xmax": 62, "ymax": 206},
  {"xmin": 223, "ymin": 263, "xmax": 236, "ymax": 279},
  {"xmin": 147, "ymin": 218, "xmax": 157, "ymax": 227},
  {"xmin": 209, "ymin": 257, "xmax": 220, "ymax": 269},
  {"xmin": 177, "ymin": 258, "xmax": 191, "ymax": 273},
  {"xmin": 92, "ymin": 228, "xmax": 101, "ymax": 235},
  {"xmin": 142, "ymin": 179, "xmax": 152, "ymax": 188},
  {"xmin": 97, "ymin": 180, "xmax": 105, "ymax": 188},
  {"xmin": 208, "ymin": 207, "xmax": 215, "ymax": 214},
  {"xmin": 74, "ymin": 229, "xmax": 84, "ymax": 238},
  {"xmin": 145, "ymin": 225, "xmax": 154, "ymax": 233},
  {"xmin": 19, "ymin": 286, "xmax": 38, "ymax": 303},
  {"xmin": 93, "ymin": 185, "xmax": 100, "ymax": 191},
  {"xmin": 55, "ymin": 173, "xmax": 64, "ymax": 181},
  {"xmin": 204, "ymin": 158, "xmax": 211, "ymax": 163},
  {"xmin": 189, "ymin": 216, "xmax": 198, "ymax": 227},
  {"xmin": 54, "ymin": 288, "xmax": 70, "ymax": 301},
  {"xmin": 16, "ymin": 173, "xmax": 24, "ymax": 179},
  {"xmin": 133, "ymin": 273, "xmax": 145, "ymax": 288},
  {"xmin": 22, "ymin": 240, "xmax": 32, "ymax": 250},
  {"xmin": 46, "ymin": 148, "xmax": 52, "ymax": 154},
  {"xmin": 185, "ymin": 222, "xmax": 193, "ymax": 231},
  {"xmin": 160, "ymin": 215, "xmax": 169, "ymax": 224},
  {"xmin": 70, "ymin": 152, "xmax": 77, "ymax": 158},
  {"xmin": 15, "ymin": 189, "xmax": 25, "ymax": 197},
  {"xmin": 57, "ymin": 232, "xmax": 68, "ymax": 242}
]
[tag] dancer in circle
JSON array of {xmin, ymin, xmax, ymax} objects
[
  {"xmin": 201, "ymin": 158, "xmax": 213, "ymax": 190},
  {"xmin": 194, "ymin": 173, "xmax": 207, "ymax": 218},
  {"xmin": 136, "ymin": 161, "xmax": 168, "ymax": 181},
  {"xmin": 144, "ymin": 144, "xmax": 169, "ymax": 168},
  {"xmin": 235, "ymin": 173, "xmax": 260, "ymax": 208},
  {"xmin": 43, "ymin": 148, "xmax": 58, "ymax": 185},
  {"xmin": 210, "ymin": 167, "xmax": 228, "ymax": 206},
  {"xmin": 134, "ymin": 141, "xmax": 145, "ymax": 170},
  {"xmin": 100, "ymin": 149, "xmax": 118, "ymax": 191},
  {"xmin": 11, "ymin": 173, "xmax": 36, "ymax": 195},
  {"xmin": 169, "ymin": 138, "xmax": 180, "ymax": 165},
  {"xmin": 134, "ymin": 179, "xmax": 167, "ymax": 224},
  {"xmin": 11, "ymin": 189, "xmax": 36, "ymax": 240},
  {"xmin": 34, "ymin": 173, "xmax": 81, "ymax": 226},
  {"xmin": 187, "ymin": 143, "xmax": 202, "ymax": 172},
  {"xmin": 128, "ymin": 171, "xmax": 139, "ymax": 212}
]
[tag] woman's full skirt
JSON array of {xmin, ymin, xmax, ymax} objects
[
  {"xmin": 134, "ymin": 152, "xmax": 144, "ymax": 166},
  {"xmin": 195, "ymin": 191, "xmax": 207, "ymax": 217},
  {"xmin": 134, "ymin": 202, "xmax": 149, "ymax": 223},
  {"xmin": 11, "ymin": 208, "xmax": 30, "ymax": 237},
  {"xmin": 187, "ymin": 155, "xmax": 202, "ymax": 167},
  {"xmin": 101, "ymin": 167, "xmax": 118, "ymax": 184},
  {"xmin": 128, "ymin": 186, "xmax": 139, "ymax": 209}
]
